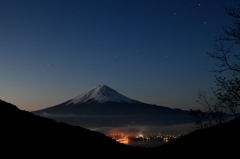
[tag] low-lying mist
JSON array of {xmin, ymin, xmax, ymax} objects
[{"xmin": 37, "ymin": 113, "xmax": 195, "ymax": 136}]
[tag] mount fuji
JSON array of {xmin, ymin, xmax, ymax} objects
[
  {"xmin": 66, "ymin": 85, "xmax": 140, "ymax": 104},
  {"xmin": 32, "ymin": 85, "xmax": 191, "ymax": 127}
]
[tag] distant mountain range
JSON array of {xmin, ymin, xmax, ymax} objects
[{"xmin": 32, "ymin": 85, "xmax": 191, "ymax": 127}]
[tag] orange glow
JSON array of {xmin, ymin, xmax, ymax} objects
[
  {"xmin": 163, "ymin": 137, "xmax": 169, "ymax": 143},
  {"xmin": 116, "ymin": 138, "xmax": 129, "ymax": 145}
]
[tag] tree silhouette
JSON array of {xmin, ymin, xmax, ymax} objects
[{"xmin": 191, "ymin": 5, "xmax": 240, "ymax": 128}]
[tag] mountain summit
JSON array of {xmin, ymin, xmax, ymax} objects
[{"xmin": 67, "ymin": 85, "xmax": 139, "ymax": 104}]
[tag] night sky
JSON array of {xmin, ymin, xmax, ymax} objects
[{"xmin": 1, "ymin": 0, "xmax": 239, "ymax": 111}]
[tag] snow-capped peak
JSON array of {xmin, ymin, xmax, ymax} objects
[{"xmin": 67, "ymin": 85, "xmax": 139, "ymax": 104}]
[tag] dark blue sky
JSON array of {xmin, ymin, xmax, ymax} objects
[{"xmin": 1, "ymin": 0, "xmax": 239, "ymax": 111}]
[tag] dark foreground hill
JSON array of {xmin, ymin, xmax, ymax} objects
[
  {"xmin": 151, "ymin": 116, "xmax": 240, "ymax": 157},
  {"xmin": 2, "ymin": 99, "xmax": 240, "ymax": 158},
  {"xmin": 0, "ymin": 99, "xmax": 148, "ymax": 158}
]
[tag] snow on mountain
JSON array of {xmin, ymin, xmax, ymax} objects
[{"xmin": 67, "ymin": 85, "xmax": 140, "ymax": 105}]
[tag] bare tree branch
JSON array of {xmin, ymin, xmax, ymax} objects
[{"xmin": 191, "ymin": 5, "xmax": 240, "ymax": 129}]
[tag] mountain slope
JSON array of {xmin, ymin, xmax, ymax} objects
[
  {"xmin": 150, "ymin": 116, "xmax": 240, "ymax": 157},
  {"xmin": 2, "ymin": 99, "xmax": 239, "ymax": 157},
  {"xmin": 0, "ymin": 99, "xmax": 148, "ymax": 157}
]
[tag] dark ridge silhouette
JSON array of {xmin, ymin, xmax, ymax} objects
[
  {"xmin": 0, "ymin": 99, "xmax": 149, "ymax": 157},
  {"xmin": 150, "ymin": 116, "xmax": 240, "ymax": 157},
  {"xmin": 2, "ymin": 99, "xmax": 240, "ymax": 157}
]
